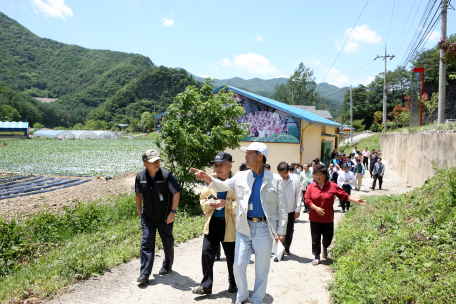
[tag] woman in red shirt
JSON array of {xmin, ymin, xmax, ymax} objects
[{"xmin": 305, "ymin": 164, "xmax": 366, "ymax": 265}]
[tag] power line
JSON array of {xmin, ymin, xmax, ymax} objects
[
  {"xmin": 400, "ymin": 2, "xmax": 442, "ymax": 68},
  {"xmin": 385, "ymin": 0, "xmax": 397, "ymax": 45},
  {"xmin": 390, "ymin": 0, "xmax": 422, "ymax": 53},
  {"xmin": 399, "ymin": 0, "xmax": 440, "ymax": 67},
  {"xmin": 317, "ymin": 0, "xmax": 370, "ymax": 89}
]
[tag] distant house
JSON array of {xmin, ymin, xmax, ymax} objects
[
  {"xmin": 292, "ymin": 105, "xmax": 333, "ymax": 120},
  {"xmin": 212, "ymin": 86, "xmax": 341, "ymax": 170},
  {"xmin": 0, "ymin": 121, "xmax": 29, "ymax": 139}
]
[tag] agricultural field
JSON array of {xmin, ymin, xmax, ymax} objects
[{"xmin": 0, "ymin": 138, "xmax": 158, "ymax": 177}]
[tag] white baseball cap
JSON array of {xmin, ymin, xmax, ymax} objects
[{"xmin": 239, "ymin": 142, "xmax": 268, "ymax": 157}]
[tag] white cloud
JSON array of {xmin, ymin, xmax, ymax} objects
[
  {"xmin": 129, "ymin": 0, "xmax": 138, "ymax": 5},
  {"xmin": 161, "ymin": 17, "xmax": 174, "ymax": 27},
  {"xmin": 201, "ymin": 75, "xmax": 209, "ymax": 78},
  {"xmin": 336, "ymin": 25, "xmax": 382, "ymax": 53},
  {"xmin": 300, "ymin": 59, "xmax": 323, "ymax": 66},
  {"xmin": 321, "ymin": 69, "xmax": 350, "ymax": 86},
  {"xmin": 215, "ymin": 66, "xmax": 219, "ymax": 71},
  {"xmin": 256, "ymin": 34, "xmax": 264, "ymax": 42},
  {"xmin": 7, "ymin": 4, "xmax": 15, "ymax": 9},
  {"xmin": 218, "ymin": 58, "xmax": 233, "ymax": 67},
  {"xmin": 428, "ymin": 30, "xmax": 440, "ymax": 43},
  {"xmin": 32, "ymin": 0, "xmax": 73, "ymax": 20},
  {"xmin": 218, "ymin": 53, "xmax": 281, "ymax": 76},
  {"xmin": 21, "ymin": 3, "xmax": 26, "ymax": 11}
]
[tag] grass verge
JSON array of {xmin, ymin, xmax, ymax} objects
[
  {"xmin": 340, "ymin": 133, "xmax": 381, "ymax": 153},
  {"xmin": 329, "ymin": 167, "xmax": 456, "ymax": 303},
  {"xmin": 0, "ymin": 194, "xmax": 204, "ymax": 303}
]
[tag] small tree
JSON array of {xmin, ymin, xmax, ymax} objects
[
  {"xmin": 273, "ymin": 62, "xmax": 318, "ymax": 106},
  {"xmin": 156, "ymin": 79, "xmax": 248, "ymax": 207},
  {"xmin": 32, "ymin": 122, "xmax": 44, "ymax": 130},
  {"xmin": 421, "ymin": 92, "xmax": 438, "ymax": 124},
  {"xmin": 72, "ymin": 123, "xmax": 84, "ymax": 130},
  {"xmin": 373, "ymin": 111, "xmax": 383, "ymax": 124}
]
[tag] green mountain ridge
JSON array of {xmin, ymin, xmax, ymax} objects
[{"xmin": 184, "ymin": 70, "xmax": 348, "ymax": 103}]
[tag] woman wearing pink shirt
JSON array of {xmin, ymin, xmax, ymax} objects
[{"xmin": 362, "ymin": 147, "xmax": 370, "ymax": 168}]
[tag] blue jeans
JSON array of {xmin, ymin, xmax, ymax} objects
[{"xmin": 234, "ymin": 220, "xmax": 274, "ymax": 304}]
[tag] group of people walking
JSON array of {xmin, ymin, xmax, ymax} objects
[{"xmin": 134, "ymin": 143, "xmax": 367, "ymax": 304}]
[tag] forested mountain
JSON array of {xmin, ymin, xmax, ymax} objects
[
  {"xmin": 316, "ymin": 82, "xmax": 348, "ymax": 102},
  {"xmin": 87, "ymin": 66, "xmax": 200, "ymax": 124},
  {"xmin": 0, "ymin": 12, "xmax": 153, "ymax": 101}
]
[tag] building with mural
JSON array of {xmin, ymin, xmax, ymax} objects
[{"xmin": 212, "ymin": 86, "xmax": 342, "ymax": 172}]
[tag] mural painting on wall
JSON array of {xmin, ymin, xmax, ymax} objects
[{"xmin": 233, "ymin": 93, "xmax": 300, "ymax": 143}]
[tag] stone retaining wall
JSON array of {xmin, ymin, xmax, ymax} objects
[{"xmin": 380, "ymin": 133, "xmax": 456, "ymax": 188}]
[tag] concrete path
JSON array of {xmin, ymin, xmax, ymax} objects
[
  {"xmin": 340, "ymin": 132, "xmax": 375, "ymax": 146},
  {"xmin": 48, "ymin": 160, "xmax": 411, "ymax": 304}
]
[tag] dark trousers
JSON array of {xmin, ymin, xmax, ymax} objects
[
  {"xmin": 341, "ymin": 184, "xmax": 351, "ymax": 211},
  {"xmin": 310, "ymin": 221, "xmax": 334, "ymax": 255},
  {"xmin": 363, "ymin": 156, "xmax": 369, "ymax": 168},
  {"xmin": 302, "ymin": 190, "xmax": 309, "ymax": 212},
  {"xmin": 372, "ymin": 174, "xmax": 383, "ymax": 189},
  {"xmin": 201, "ymin": 217, "xmax": 236, "ymax": 289},
  {"xmin": 284, "ymin": 212, "xmax": 296, "ymax": 252},
  {"xmin": 140, "ymin": 215, "xmax": 174, "ymax": 276},
  {"xmin": 369, "ymin": 164, "xmax": 374, "ymax": 177}
]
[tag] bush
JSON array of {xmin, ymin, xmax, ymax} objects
[
  {"xmin": 370, "ymin": 123, "xmax": 381, "ymax": 132},
  {"xmin": 387, "ymin": 121, "xmax": 395, "ymax": 130},
  {"xmin": 54, "ymin": 126, "xmax": 65, "ymax": 130},
  {"xmin": 352, "ymin": 119, "xmax": 365, "ymax": 131},
  {"xmin": 330, "ymin": 167, "xmax": 456, "ymax": 303}
]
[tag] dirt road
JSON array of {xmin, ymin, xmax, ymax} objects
[{"xmin": 48, "ymin": 159, "xmax": 411, "ymax": 304}]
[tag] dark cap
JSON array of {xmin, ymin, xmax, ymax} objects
[{"xmin": 210, "ymin": 152, "xmax": 234, "ymax": 165}]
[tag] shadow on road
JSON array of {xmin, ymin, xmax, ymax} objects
[{"xmin": 151, "ymin": 270, "xmax": 199, "ymax": 291}]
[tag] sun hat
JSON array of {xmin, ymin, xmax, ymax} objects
[{"xmin": 239, "ymin": 142, "xmax": 268, "ymax": 157}]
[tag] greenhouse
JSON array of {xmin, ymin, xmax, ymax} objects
[
  {"xmin": 69, "ymin": 130, "xmax": 97, "ymax": 140},
  {"xmin": 33, "ymin": 130, "xmax": 75, "ymax": 140},
  {"xmin": 92, "ymin": 131, "xmax": 117, "ymax": 140}
]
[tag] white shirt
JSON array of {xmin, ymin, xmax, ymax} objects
[{"xmin": 282, "ymin": 173, "xmax": 302, "ymax": 213}]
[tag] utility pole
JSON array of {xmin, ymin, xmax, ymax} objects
[
  {"xmin": 375, "ymin": 46, "xmax": 395, "ymax": 133},
  {"xmin": 350, "ymin": 85, "xmax": 353, "ymax": 144},
  {"xmin": 438, "ymin": 0, "xmax": 448, "ymax": 124}
]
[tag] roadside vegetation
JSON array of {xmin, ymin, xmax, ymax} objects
[
  {"xmin": 330, "ymin": 167, "xmax": 456, "ymax": 303},
  {"xmin": 0, "ymin": 193, "xmax": 204, "ymax": 303}
]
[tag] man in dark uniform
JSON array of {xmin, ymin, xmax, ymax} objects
[
  {"xmin": 135, "ymin": 149, "xmax": 181, "ymax": 285},
  {"xmin": 369, "ymin": 150, "xmax": 378, "ymax": 178}
]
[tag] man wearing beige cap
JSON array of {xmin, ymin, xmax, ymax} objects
[
  {"xmin": 135, "ymin": 150, "xmax": 181, "ymax": 285},
  {"xmin": 191, "ymin": 142, "xmax": 287, "ymax": 304}
]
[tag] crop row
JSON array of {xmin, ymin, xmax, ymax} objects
[{"xmin": 0, "ymin": 138, "xmax": 157, "ymax": 177}]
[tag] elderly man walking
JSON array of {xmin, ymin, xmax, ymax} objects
[
  {"xmin": 135, "ymin": 150, "xmax": 181, "ymax": 285},
  {"xmin": 277, "ymin": 162, "xmax": 302, "ymax": 259},
  {"xmin": 300, "ymin": 163, "xmax": 312, "ymax": 213},
  {"xmin": 371, "ymin": 157, "xmax": 385, "ymax": 190},
  {"xmin": 192, "ymin": 152, "xmax": 237, "ymax": 295},
  {"xmin": 191, "ymin": 142, "xmax": 287, "ymax": 304}
]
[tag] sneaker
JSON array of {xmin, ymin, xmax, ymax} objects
[
  {"xmin": 192, "ymin": 286, "xmax": 212, "ymax": 295},
  {"xmin": 137, "ymin": 274, "xmax": 149, "ymax": 284},
  {"xmin": 228, "ymin": 285, "xmax": 238, "ymax": 293},
  {"xmin": 312, "ymin": 259, "xmax": 320, "ymax": 266},
  {"xmin": 284, "ymin": 249, "xmax": 290, "ymax": 255},
  {"xmin": 341, "ymin": 210, "xmax": 345, "ymax": 213},
  {"xmin": 159, "ymin": 266, "xmax": 172, "ymax": 275}
]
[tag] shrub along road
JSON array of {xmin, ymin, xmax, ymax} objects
[{"xmin": 48, "ymin": 160, "xmax": 412, "ymax": 304}]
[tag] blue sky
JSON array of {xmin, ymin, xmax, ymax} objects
[{"xmin": 2, "ymin": 0, "xmax": 456, "ymax": 88}]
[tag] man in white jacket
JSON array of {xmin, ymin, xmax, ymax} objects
[
  {"xmin": 191, "ymin": 142, "xmax": 287, "ymax": 304},
  {"xmin": 337, "ymin": 163, "xmax": 355, "ymax": 212},
  {"xmin": 277, "ymin": 162, "xmax": 302, "ymax": 259}
]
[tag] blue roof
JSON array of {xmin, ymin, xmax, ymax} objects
[
  {"xmin": 154, "ymin": 112, "xmax": 166, "ymax": 120},
  {"xmin": 212, "ymin": 86, "xmax": 341, "ymax": 127},
  {"xmin": 0, "ymin": 121, "xmax": 29, "ymax": 129}
]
